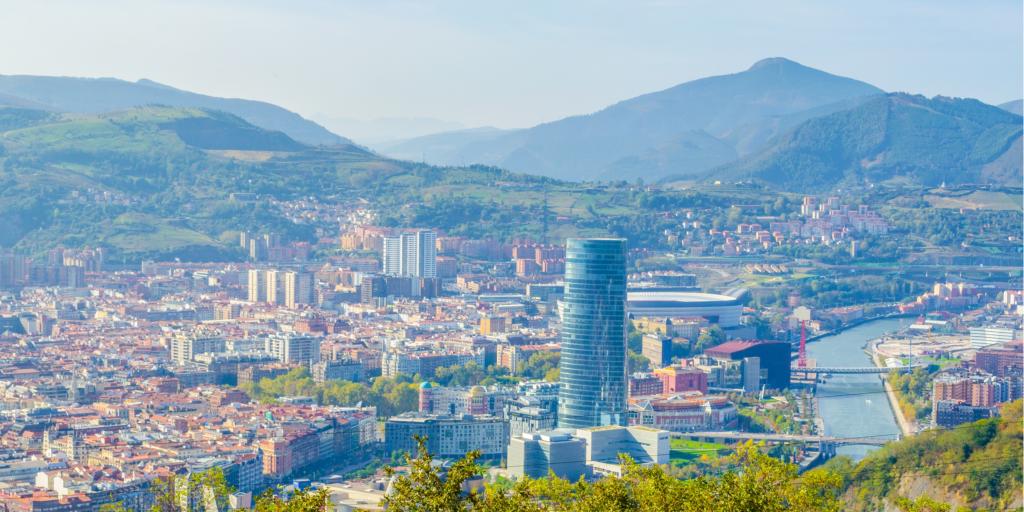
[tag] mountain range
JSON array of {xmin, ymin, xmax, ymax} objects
[
  {"xmin": 0, "ymin": 75, "xmax": 347, "ymax": 146},
  {"xmin": 376, "ymin": 58, "xmax": 1022, "ymax": 188},
  {"xmin": 377, "ymin": 58, "xmax": 885, "ymax": 180}
]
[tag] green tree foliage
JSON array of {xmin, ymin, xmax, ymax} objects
[
  {"xmin": 694, "ymin": 325, "xmax": 726, "ymax": 354},
  {"xmin": 434, "ymin": 361, "xmax": 514, "ymax": 387},
  {"xmin": 147, "ymin": 467, "xmax": 234, "ymax": 512},
  {"xmin": 888, "ymin": 366, "xmax": 939, "ymax": 421},
  {"xmin": 519, "ymin": 352, "xmax": 560, "ymax": 380},
  {"xmin": 383, "ymin": 439, "xmax": 843, "ymax": 511},
  {"xmin": 253, "ymin": 488, "xmax": 331, "ymax": 512},
  {"xmin": 893, "ymin": 495, "xmax": 964, "ymax": 512},
  {"xmin": 240, "ymin": 368, "xmax": 420, "ymax": 417}
]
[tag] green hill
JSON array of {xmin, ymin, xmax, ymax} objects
[
  {"xmin": 0, "ymin": 105, "xmax": 579, "ymax": 261},
  {"xmin": 0, "ymin": 75, "xmax": 349, "ymax": 146},
  {"xmin": 831, "ymin": 400, "xmax": 1023, "ymax": 511},
  {"xmin": 708, "ymin": 93, "xmax": 1023, "ymax": 191}
]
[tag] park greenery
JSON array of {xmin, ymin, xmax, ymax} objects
[
  {"xmin": 888, "ymin": 366, "xmax": 941, "ymax": 422},
  {"xmin": 239, "ymin": 368, "xmax": 421, "ymax": 417},
  {"xmin": 239, "ymin": 358, "xmax": 565, "ymax": 417}
]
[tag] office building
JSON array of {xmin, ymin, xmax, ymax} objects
[
  {"xmin": 970, "ymin": 327, "xmax": 1018, "ymax": 349},
  {"xmin": 382, "ymin": 236, "xmax": 403, "ymax": 276},
  {"xmin": 381, "ymin": 348, "xmax": 485, "ymax": 379},
  {"xmin": 933, "ymin": 400, "xmax": 997, "ymax": 428},
  {"xmin": 312, "ymin": 359, "xmax": 364, "ymax": 383},
  {"xmin": 558, "ymin": 238, "xmax": 628, "ymax": 429},
  {"xmin": 418, "ymin": 383, "xmax": 514, "ymax": 416},
  {"xmin": 384, "ymin": 413, "xmax": 509, "ymax": 461},
  {"xmin": 653, "ymin": 365, "xmax": 708, "ymax": 394},
  {"xmin": 575, "ymin": 425, "xmax": 669, "ymax": 475},
  {"xmin": 975, "ymin": 344, "xmax": 1024, "ymax": 377},
  {"xmin": 704, "ymin": 341, "xmax": 791, "ymax": 389},
  {"xmin": 507, "ymin": 430, "xmax": 588, "ymax": 481}
]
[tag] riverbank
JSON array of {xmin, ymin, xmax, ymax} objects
[{"xmin": 869, "ymin": 338, "xmax": 915, "ymax": 437}]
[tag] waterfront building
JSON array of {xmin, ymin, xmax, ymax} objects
[
  {"xmin": 704, "ymin": 340, "xmax": 791, "ymax": 389},
  {"xmin": 969, "ymin": 327, "xmax": 1018, "ymax": 349}
]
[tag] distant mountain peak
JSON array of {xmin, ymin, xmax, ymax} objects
[{"xmin": 747, "ymin": 57, "xmax": 804, "ymax": 71}]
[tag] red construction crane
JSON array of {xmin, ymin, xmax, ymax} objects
[{"xmin": 798, "ymin": 320, "xmax": 808, "ymax": 368}]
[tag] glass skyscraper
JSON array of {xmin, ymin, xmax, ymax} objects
[{"xmin": 557, "ymin": 238, "xmax": 628, "ymax": 429}]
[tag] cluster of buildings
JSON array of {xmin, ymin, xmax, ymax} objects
[
  {"xmin": 697, "ymin": 197, "xmax": 890, "ymax": 257},
  {"xmin": 0, "ymin": 227, "xmax": 821, "ymax": 511},
  {"xmin": 240, "ymin": 232, "xmax": 311, "ymax": 263},
  {"xmin": 931, "ymin": 342, "xmax": 1023, "ymax": 428},
  {"xmin": 0, "ymin": 247, "xmax": 105, "ymax": 289}
]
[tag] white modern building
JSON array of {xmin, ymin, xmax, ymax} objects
[
  {"xmin": 970, "ymin": 327, "xmax": 1018, "ymax": 349},
  {"xmin": 507, "ymin": 430, "xmax": 588, "ymax": 481},
  {"xmin": 626, "ymin": 291, "xmax": 742, "ymax": 328}
]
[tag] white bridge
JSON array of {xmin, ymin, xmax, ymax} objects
[{"xmin": 791, "ymin": 364, "xmax": 922, "ymax": 375}]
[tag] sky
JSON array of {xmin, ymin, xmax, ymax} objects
[{"xmin": 0, "ymin": 0, "xmax": 1021, "ymax": 130}]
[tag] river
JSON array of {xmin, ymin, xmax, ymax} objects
[{"xmin": 806, "ymin": 317, "xmax": 910, "ymax": 460}]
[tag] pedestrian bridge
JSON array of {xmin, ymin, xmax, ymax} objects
[{"xmin": 675, "ymin": 431, "xmax": 893, "ymax": 447}]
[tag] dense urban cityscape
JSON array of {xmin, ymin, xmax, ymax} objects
[
  {"xmin": 0, "ymin": 1, "xmax": 1022, "ymax": 510},
  {"xmin": 0, "ymin": 186, "xmax": 1020, "ymax": 510}
]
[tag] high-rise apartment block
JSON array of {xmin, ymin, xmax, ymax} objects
[
  {"xmin": 382, "ymin": 230, "xmax": 437, "ymax": 278},
  {"xmin": 248, "ymin": 269, "xmax": 314, "ymax": 308},
  {"xmin": 264, "ymin": 334, "xmax": 321, "ymax": 367}
]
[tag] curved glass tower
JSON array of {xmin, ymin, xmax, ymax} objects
[{"xmin": 557, "ymin": 238, "xmax": 628, "ymax": 429}]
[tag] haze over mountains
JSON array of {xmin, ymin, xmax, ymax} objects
[
  {"xmin": 0, "ymin": 58, "xmax": 1020, "ymax": 194},
  {"xmin": 0, "ymin": 75, "xmax": 348, "ymax": 146},
  {"xmin": 377, "ymin": 58, "xmax": 885, "ymax": 180},
  {"xmin": 376, "ymin": 58, "xmax": 1022, "ymax": 188}
]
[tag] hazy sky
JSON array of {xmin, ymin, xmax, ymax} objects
[{"xmin": 1, "ymin": 0, "xmax": 1021, "ymax": 129}]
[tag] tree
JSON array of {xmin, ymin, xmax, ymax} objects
[
  {"xmin": 382, "ymin": 436, "xmax": 486, "ymax": 511},
  {"xmin": 148, "ymin": 467, "xmax": 234, "ymax": 512},
  {"xmin": 384, "ymin": 438, "xmax": 842, "ymax": 511},
  {"xmin": 253, "ymin": 488, "xmax": 331, "ymax": 512},
  {"xmin": 694, "ymin": 325, "xmax": 726, "ymax": 354},
  {"xmin": 893, "ymin": 496, "xmax": 957, "ymax": 512}
]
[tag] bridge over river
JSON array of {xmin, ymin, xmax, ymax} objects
[{"xmin": 675, "ymin": 431, "xmax": 894, "ymax": 447}]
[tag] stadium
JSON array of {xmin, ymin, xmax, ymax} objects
[{"xmin": 626, "ymin": 291, "xmax": 743, "ymax": 327}]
